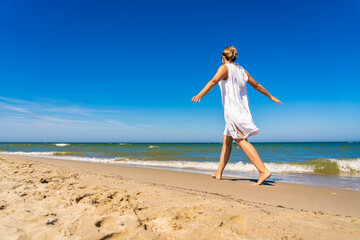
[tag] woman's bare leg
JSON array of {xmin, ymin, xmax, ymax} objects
[
  {"xmin": 211, "ymin": 135, "xmax": 233, "ymax": 180},
  {"xmin": 234, "ymin": 127, "xmax": 271, "ymax": 185}
]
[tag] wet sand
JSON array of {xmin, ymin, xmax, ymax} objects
[{"xmin": 1, "ymin": 153, "xmax": 359, "ymax": 239}]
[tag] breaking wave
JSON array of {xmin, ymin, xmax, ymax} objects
[
  {"xmin": 1, "ymin": 151, "xmax": 359, "ymax": 175},
  {"xmin": 54, "ymin": 143, "xmax": 69, "ymax": 147}
]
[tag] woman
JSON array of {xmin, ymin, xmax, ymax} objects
[{"xmin": 192, "ymin": 46, "xmax": 283, "ymax": 185}]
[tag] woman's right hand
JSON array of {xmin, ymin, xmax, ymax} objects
[
  {"xmin": 271, "ymin": 96, "xmax": 283, "ymax": 105},
  {"xmin": 192, "ymin": 95, "xmax": 202, "ymax": 102}
]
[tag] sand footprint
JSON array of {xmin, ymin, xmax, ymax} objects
[
  {"xmin": 95, "ymin": 217, "xmax": 117, "ymax": 228},
  {"xmin": 0, "ymin": 200, "xmax": 8, "ymax": 210},
  {"xmin": 226, "ymin": 215, "xmax": 248, "ymax": 235},
  {"xmin": 99, "ymin": 232, "xmax": 129, "ymax": 240},
  {"xmin": 74, "ymin": 193, "xmax": 94, "ymax": 203}
]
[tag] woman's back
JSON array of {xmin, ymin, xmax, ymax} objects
[
  {"xmin": 218, "ymin": 63, "xmax": 258, "ymax": 139},
  {"xmin": 219, "ymin": 63, "xmax": 250, "ymax": 113}
]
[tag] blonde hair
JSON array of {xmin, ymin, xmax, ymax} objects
[{"xmin": 222, "ymin": 46, "xmax": 237, "ymax": 62}]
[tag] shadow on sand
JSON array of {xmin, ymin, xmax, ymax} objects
[{"xmin": 216, "ymin": 177, "xmax": 275, "ymax": 186}]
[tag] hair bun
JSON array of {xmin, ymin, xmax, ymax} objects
[{"xmin": 223, "ymin": 46, "xmax": 237, "ymax": 62}]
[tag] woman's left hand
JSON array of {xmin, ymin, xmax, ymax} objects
[
  {"xmin": 192, "ymin": 95, "xmax": 202, "ymax": 102},
  {"xmin": 271, "ymin": 96, "xmax": 283, "ymax": 105}
]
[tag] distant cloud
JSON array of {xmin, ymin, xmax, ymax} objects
[
  {"xmin": 0, "ymin": 96, "xmax": 30, "ymax": 104},
  {"xmin": 0, "ymin": 96, "xmax": 124, "ymax": 117},
  {"xmin": 0, "ymin": 103, "xmax": 31, "ymax": 114},
  {"xmin": 0, "ymin": 96, "xmax": 150, "ymax": 132}
]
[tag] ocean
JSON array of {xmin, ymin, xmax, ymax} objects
[{"xmin": 1, "ymin": 142, "xmax": 359, "ymax": 191}]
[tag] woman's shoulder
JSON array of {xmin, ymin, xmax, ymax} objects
[{"xmin": 218, "ymin": 64, "xmax": 229, "ymax": 71}]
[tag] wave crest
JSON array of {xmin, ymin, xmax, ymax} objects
[
  {"xmin": 0, "ymin": 151, "xmax": 359, "ymax": 175},
  {"xmin": 55, "ymin": 143, "xmax": 69, "ymax": 147},
  {"xmin": 0, "ymin": 151, "xmax": 73, "ymax": 156}
]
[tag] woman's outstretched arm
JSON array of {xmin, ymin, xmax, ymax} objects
[
  {"xmin": 192, "ymin": 65, "xmax": 227, "ymax": 102},
  {"xmin": 245, "ymin": 70, "xmax": 283, "ymax": 105}
]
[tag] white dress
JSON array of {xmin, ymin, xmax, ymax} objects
[{"xmin": 218, "ymin": 63, "xmax": 259, "ymax": 139}]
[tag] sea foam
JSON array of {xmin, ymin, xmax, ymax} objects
[
  {"xmin": 1, "ymin": 151, "xmax": 359, "ymax": 174},
  {"xmin": 55, "ymin": 143, "xmax": 69, "ymax": 147},
  {"xmin": 0, "ymin": 151, "xmax": 57, "ymax": 156},
  {"xmin": 330, "ymin": 158, "xmax": 360, "ymax": 172}
]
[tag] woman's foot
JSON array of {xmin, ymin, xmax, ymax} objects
[
  {"xmin": 254, "ymin": 169, "xmax": 271, "ymax": 185},
  {"xmin": 211, "ymin": 173, "xmax": 222, "ymax": 180}
]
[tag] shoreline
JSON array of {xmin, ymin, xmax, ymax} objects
[
  {"xmin": 1, "ymin": 151, "xmax": 359, "ymax": 191},
  {"xmin": 1, "ymin": 153, "xmax": 360, "ymax": 239},
  {"xmin": 1, "ymin": 153, "xmax": 360, "ymax": 217}
]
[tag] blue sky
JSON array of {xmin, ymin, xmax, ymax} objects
[{"xmin": 0, "ymin": 0, "xmax": 359, "ymax": 142}]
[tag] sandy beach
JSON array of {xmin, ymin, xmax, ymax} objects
[{"xmin": 0, "ymin": 153, "xmax": 359, "ymax": 240}]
